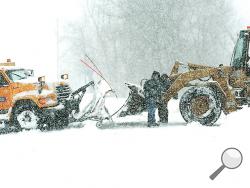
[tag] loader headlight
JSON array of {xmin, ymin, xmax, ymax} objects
[
  {"xmin": 61, "ymin": 74, "xmax": 69, "ymax": 80},
  {"xmin": 38, "ymin": 76, "xmax": 46, "ymax": 83}
]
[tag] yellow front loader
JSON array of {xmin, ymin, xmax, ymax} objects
[{"xmin": 162, "ymin": 28, "xmax": 250, "ymax": 126}]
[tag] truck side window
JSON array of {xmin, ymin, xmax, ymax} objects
[{"xmin": 0, "ymin": 74, "xmax": 8, "ymax": 86}]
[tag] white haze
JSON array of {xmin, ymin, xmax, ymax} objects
[{"xmin": 0, "ymin": 0, "xmax": 82, "ymax": 81}]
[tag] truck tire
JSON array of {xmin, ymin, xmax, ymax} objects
[
  {"xmin": 11, "ymin": 102, "xmax": 42, "ymax": 130},
  {"xmin": 179, "ymin": 87, "xmax": 222, "ymax": 126}
]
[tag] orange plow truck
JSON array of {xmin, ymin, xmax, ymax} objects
[{"xmin": 0, "ymin": 59, "xmax": 93, "ymax": 132}]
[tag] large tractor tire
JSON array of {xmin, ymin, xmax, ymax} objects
[
  {"xmin": 179, "ymin": 87, "xmax": 222, "ymax": 126},
  {"xmin": 11, "ymin": 102, "xmax": 43, "ymax": 130}
]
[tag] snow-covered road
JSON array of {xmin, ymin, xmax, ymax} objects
[{"xmin": 0, "ymin": 98, "xmax": 249, "ymax": 188}]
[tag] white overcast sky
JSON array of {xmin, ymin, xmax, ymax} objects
[
  {"xmin": 232, "ymin": 0, "xmax": 250, "ymax": 23},
  {"xmin": 0, "ymin": 0, "xmax": 82, "ymax": 79},
  {"xmin": 0, "ymin": 0, "xmax": 249, "ymax": 79}
]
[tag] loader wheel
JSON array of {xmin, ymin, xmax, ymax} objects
[
  {"xmin": 179, "ymin": 87, "xmax": 222, "ymax": 126},
  {"xmin": 11, "ymin": 102, "xmax": 42, "ymax": 130}
]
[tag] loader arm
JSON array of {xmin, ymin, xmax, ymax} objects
[{"xmin": 170, "ymin": 61, "xmax": 212, "ymax": 76}]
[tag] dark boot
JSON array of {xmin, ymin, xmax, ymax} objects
[
  {"xmin": 159, "ymin": 118, "xmax": 168, "ymax": 124},
  {"xmin": 148, "ymin": 122, "xmax": 159, "ymax": 127},
  {"xmin": 147, "ymin": 123, "xmax": 152, "ymax": 127},
  {"xmin": 154, "ymin": 122, "xmax": 160, "ymax": 126}
]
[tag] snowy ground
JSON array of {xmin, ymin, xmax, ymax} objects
[{"xmin": 0, "ymin": 98, "xmax": 249, "ymax": 188}]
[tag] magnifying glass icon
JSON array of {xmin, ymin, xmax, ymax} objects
[{"xmin": 210, "ymin": 148, "xmax": 243, "ymax": 180}]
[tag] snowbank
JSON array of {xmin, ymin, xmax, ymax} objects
[{"xmin": 0, "ymin": 98, "xmax": 249, "ymax": 188}]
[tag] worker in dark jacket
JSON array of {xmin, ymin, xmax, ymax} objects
[
  {"xmin": 158, "ymin": 74, "xmax": 171, "ymax": 123},
  {"xmin": 143, "ymin": 71, "xmax": 161, "ymax": 127}
]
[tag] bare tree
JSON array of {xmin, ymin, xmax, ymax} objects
[{"xmin": 60, "ymin": 0, "xmax": 239, "ymax": 95}]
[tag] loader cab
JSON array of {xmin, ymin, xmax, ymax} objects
[{"xmin": 230, "ymin": 29, "xmax": 250, "ymax": 76}]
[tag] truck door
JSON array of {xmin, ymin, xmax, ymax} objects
[{"xmin": 0, "ymin": 73, "xmax": 12, "ymax": 110}]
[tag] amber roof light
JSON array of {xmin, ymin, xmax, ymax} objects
[{"xmin": 0, "ymin": 59, "xmax": 15, "ymax": 66}]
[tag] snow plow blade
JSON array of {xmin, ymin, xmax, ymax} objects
[
  {"xmin": 66, "ymin": 80, "xmax": 115, "ymax": 127},
  {"xmin": 118, "ymin": 83, "xmax": 146, "ymax": 117}
]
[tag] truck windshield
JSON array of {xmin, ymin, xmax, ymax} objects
[{"xmin": 6, "ymin": 69, "xmax": 31, "ymax": 82}]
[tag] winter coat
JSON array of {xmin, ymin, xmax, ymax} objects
[
  {"xmin": 143, "ymin": 79, "xmax": 162, "ymax": 101},
  {"xmin": 160, "ymin": 78, "xmax": 171, "ymax": 94}
]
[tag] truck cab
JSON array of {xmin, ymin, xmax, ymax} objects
[{"xmin": 229, "ymin": 28, "xmax": 250, "ymax": 105}]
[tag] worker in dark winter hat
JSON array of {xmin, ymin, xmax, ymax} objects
[
  {"xmin": 158, "ymin": 73, "xmax": 171, "ymax": 123},
  {"xmin": 143, "ymin": 71, "xmax": 161, "ymax": 127}
]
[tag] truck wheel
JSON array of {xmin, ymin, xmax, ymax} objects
[
  {"xmin": 179, "ymin": 87, "xmax": 222, "ymax": 126},
  {"xmin": 11, "ymin": 103, "xmax": 42, "ymax": 130},
  {"xmin": 96, "ymin": 120, "xmax": 103, "ymax": 128}
]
